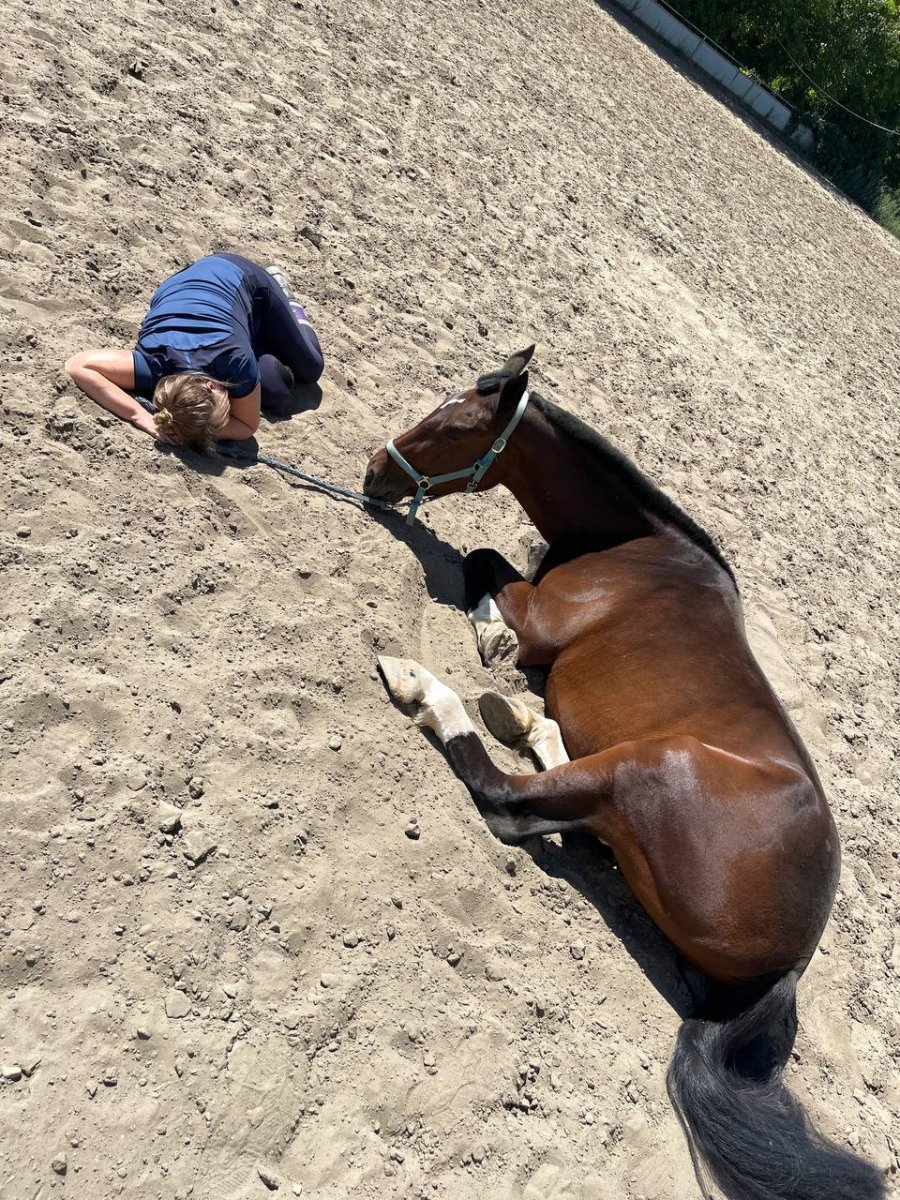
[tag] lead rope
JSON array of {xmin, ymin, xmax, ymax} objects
[
  {"xmin": 132, "ymin": 393, "xmax": 390, "ymax": 511},
  {"xmin": 219, "ymin": 443, "xmax": 390, "ymax": 510}
]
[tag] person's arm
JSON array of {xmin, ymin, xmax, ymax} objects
[
  {"xmin": 221, "ymin": 383, "xmax": 262, "ymax": 440},
  {"xmin": 64, "ymin": 349, "xmax": 167, "ymax": 440}
]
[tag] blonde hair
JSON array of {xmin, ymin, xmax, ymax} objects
[{"xmin": 153, "ymin": 373, "xmax": 231, "ymax": 453}]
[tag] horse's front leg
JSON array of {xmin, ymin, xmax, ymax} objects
[
  {"xmin": 462, "ymin": 548, "xmax": 536, "ymax": 666},
  {"xmin": 378, "ymin": 656, "xmax": 608, "ymax": 843}
]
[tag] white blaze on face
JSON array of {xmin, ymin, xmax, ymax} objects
[{"xmin": 438, "ymin": 394, "xmax": 465, "ymax": 410}]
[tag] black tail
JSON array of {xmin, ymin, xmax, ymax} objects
[{"xmin": 667, "ymin": 973, "xmax": 886, "ymax": 1200}]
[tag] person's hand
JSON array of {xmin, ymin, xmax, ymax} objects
[{"xmin": 131, "ymin": 410, "xmax": 176, "ymax": 444}]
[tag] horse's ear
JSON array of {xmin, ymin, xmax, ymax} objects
[
  {"xmin": 500, "ymin": 345, "xmax": 535, "ymax": 375},
  {"xmin": 497, "ymin": 370, "xmax": 529, "ymax": 415}
]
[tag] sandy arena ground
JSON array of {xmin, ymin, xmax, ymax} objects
[{"xmin": 1, "ymin": 0, "xmax": 899, "ymax": 1196}]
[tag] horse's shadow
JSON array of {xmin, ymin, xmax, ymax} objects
[
  {"xmin": 365, "ymin": 507, "xmax": 467, "ymax": 607},
  {"xmin": 529, "ymin": 832, "xmax": 710, "ymax": 1019}
]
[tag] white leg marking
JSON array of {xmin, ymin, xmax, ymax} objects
[
  {"xmin": 378, "ymin": 657, "xmax": 474, "ymax": 745},
  {"xmin": 479, "ymin": 692, "xmax": 570, "ymax": 770},
  {"xmin": 467, "ymin": 593, "xmax": 518, "ymax": 665},
  {"xmin": 528, "ymin": 718, "xmax": 569, "ymax": 770}
]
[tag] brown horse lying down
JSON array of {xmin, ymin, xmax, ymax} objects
[{"xmin": 363, "ymin": 348, "xmax": 884, "ymax": 1200}]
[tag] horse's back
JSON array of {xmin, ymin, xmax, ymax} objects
[{"xmin": 538, "ymin": 545, "xmax": 802, "ymax": 765}]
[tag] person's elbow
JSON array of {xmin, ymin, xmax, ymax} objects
[
  {"xmin": 224, "ymin": 417, "xmax": 259, "ymax": 440},
  {"xmin": 64, "ymin": 351, "xmax": 88, "ymax": 380}
]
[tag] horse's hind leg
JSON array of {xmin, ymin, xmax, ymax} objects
[
  {"xmin": 463, "ymin": 548, "xmax": 533, "ymax": 666},
  {"xmin": 478, "ymin": 692, "xmax": 569, "ymax": 770}
]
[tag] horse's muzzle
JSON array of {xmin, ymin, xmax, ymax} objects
[{"xmin": 362, "ymin": 448, "xmax": 408, "ymax": 503}]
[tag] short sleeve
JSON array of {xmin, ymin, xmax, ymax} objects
[
  {"xmin": 132, "ymin": 349, "xmax": 155, "ymax": 397},
  {"xmin": 211, "ymin": 349, "xmax": 260, "ymax": 398}
]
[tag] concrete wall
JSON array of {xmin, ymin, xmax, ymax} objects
[{"xmin": 612, "ymin": 0, "xmax": 815, "ymax": 152}]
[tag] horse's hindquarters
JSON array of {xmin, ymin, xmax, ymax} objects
[{"xmin": 586, "ymin": 737, "xmax": 839, "ymax": 982}]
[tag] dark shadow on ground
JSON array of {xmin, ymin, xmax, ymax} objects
[
  {"xmin": 531, "ymin": 830, "xmax": 712, "ymax": 1018},
  {"xmin": 365, "ymin": 506, "xmax": 466, "ymax": 607}
]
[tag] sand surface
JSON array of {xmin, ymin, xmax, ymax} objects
[{"xmin": 1, "ymin": 0, "xmax": 899, "ymax": 1196}]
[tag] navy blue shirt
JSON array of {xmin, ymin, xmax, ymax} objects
[{"xmin": 132, "ymin": 256, "xmax": 263, "ymax": 397}]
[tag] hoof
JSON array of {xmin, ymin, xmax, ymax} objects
[
  {"xmin": 479, "ymin": 692, "xmax": 535, "ymax": 744},
  {"xmin": 478, "ymin": 622, "xmax": 519, "ymax": 666},
  {"xmin": 377, "ymin": 656, "xmax": 428, "ymax": 706}
]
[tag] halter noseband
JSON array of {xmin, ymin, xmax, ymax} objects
[{"xmin": 385, "ymin": 390, "xmax": 530, "ymax": 525}]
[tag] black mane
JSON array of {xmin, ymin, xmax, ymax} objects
[{"xmin": 530, "ymin": 391, "xmax": 736, "ymax": 584}]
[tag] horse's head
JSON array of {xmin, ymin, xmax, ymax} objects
[{"xmin": 363, "ymin": 346, "xmax": 534, "ymax": 522}]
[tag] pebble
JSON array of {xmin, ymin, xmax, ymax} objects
[
  {"xmin": 258, "ymin": 1165, "xmax": 280, "ymax": 1190},
  {"xmin": 16, "ymin": 527, "xmax": 31, "ymax": 538},
  {"xmin": 328, "ymin": 733, "xmax": 343, "ymax": 751},
  {"xmin": 570, "ymin": 943, "xmax": 586, "ymax": 960},
  {"xmin": 404, "ymin": 822, "xmax": 421, "ymax": 840},
  {"xmin": 165, "ymin": 990, "xmax": 192, "ymax": 1019},
  {"xmin": 342, "ymin": 931, "xmax": 359, "ymax": 948},
  {"xmin": 136, "ymin": 1027, "xmax": 152, "ymax": 1040},
  {"xmin": 226, "ymin": 899, "xmax": 250, "ymax": 932},
  {"xmin": 1, "ymin": 1064, "xmax": 22, "ymax": 1082},
  {"xmin": 187, "ymin": 776, "xmax": 205, "ymax": 799},
  {"xmin": 157, "ymin": 802, "xmax": 183, "ymax": 833},
  {"xmin": 319, "ymin": 973, "xmax": 341, "ymax": 989},
  {"xmin": 51, "ymin": 1153, "xmax": 68, "ymax": 1176},
  {"xmin": 182, "ymin": 830, "xmax": 217, "ymax": 865}
]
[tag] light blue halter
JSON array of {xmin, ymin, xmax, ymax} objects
[{"xmin": 386, "ymin": 391, "xmax": 531, "ymax": 525}]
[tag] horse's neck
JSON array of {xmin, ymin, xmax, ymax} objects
[{"xmin": 502, "ymin": 410, "xmax": 653, "ymax": 545}]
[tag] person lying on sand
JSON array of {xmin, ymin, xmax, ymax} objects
[{"xmin": 65, "ymin": 253, "xmax": 324, "ymax": 452}]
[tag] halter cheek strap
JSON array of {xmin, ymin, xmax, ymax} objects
[{"xmin": 386, "ymin": 390, "xmax": 530, "ymax": 525}]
